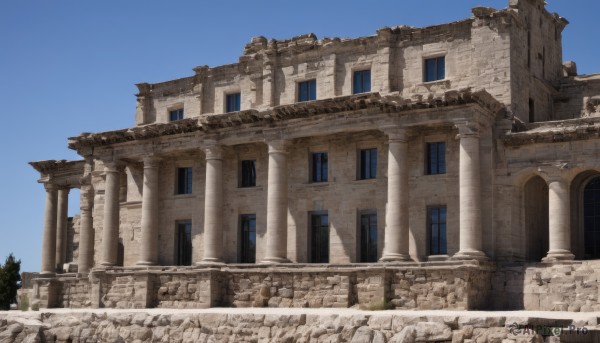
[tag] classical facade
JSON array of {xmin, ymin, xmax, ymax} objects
[{"xmin": 28, "ymin": 0, "xmax": 600, "ymax": 312}]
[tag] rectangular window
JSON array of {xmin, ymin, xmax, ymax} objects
[
  {"xmin": 359, "ymin": 148, "xmax": 377, "ymax": 180},
  {"xmin": 359, "ymin": 211, "xmax": 378, "ymax": 263},
  {"xmin": 176, "ymin": 221, "xmax": 192, "ymax": 266},
  {"xmin": 240, "ymin": 160, "xmax": 256, "ymax": 188},
  {"xmin": 298, "ymin": 79, "xmax": 317, "ymax": 102},
  {"xmin": 169, "ymin": 108, "xmax": 184, "ymax": 121},
  {"xmin": 311, "ymin": 152, "xmax": 328, "ymax": 183},
  {"xmin": 240, "ymin": 214, "xmax": 256, "ymax": 263},
  {"xmin": 529, "ymin": 98, "xmax": 535, "ymax": 123},
  {"xmin": 310, "ymin": 213, "xmax": 329, "ymax": 263},
  {"xmin": 176, "ymin": 167, "xmax": 193, "ymax": 194},
  {"xmin": 353, "ymin": 70, "xmax": 371, "ymax": 94},
  {"xmin": 426, "ymin": 142, "xmax": 446, "ymax": 175},
  {"xmin": 428, "ymin": 206, "xmax": 447, "ymax": 255},
  {"xmin": 226, "ymin": 93, "xmax": 241, "ymax": 113},
  {"xmin": 424, "ymin": 56, "xmax": 445, "ymax": 82}
]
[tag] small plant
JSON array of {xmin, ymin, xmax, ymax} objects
[
  {"xmin": 366, "ymin": 298, "xmax": 394, "ymax": 311},
  {"xmin": 19, "ymin": 294, "xmax": 29, "ymax": 311}
]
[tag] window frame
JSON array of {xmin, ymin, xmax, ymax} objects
[
  {"xmin": 175, "ymin": 220, "xmax": 193, "ymax": 266},
  {"xmin": 239, "ymin": 160, "xmax": 257, "ymax": 188},
  {"xmin": 310, "ymin": 152, "xmax": 328, "ymax": 183},
  {"xmin": 423, "ymin": 56, "xmax": 446, "ymax": 82},
  {"xmin": 358, "ymin": 148, "xmax": 377, "ymax": 180},
  {"xmin": 226, "ymin": 92, "xmax": 241, "ymax": 113},
  {"xmin": 239, "ymin": 214, "xmax": 257, "ymax": 263},
  {"xmin": 297, "ymin": 79, "xmax": 317, "ymax": 102},
  {"xmin": 352, "ymin": 69, "xmax": 372, "ymax": 94},
  {"xmin": 169, "ymin": 108, "xmax": 184, "ymax": 122},
  {"xmin": 425, "ymin": 142, "xmax": 446, "ymax": 175},
  {"xmin": 176, "ymin": 166, "xmax": 193, "ymax": 195},
  {"xmin": 427, "ymin": 206, "xmax": 447, "ymax": 256},
  {"xmin": 358, "ymin": 210, "xmax": 378, "ymax": 263}
]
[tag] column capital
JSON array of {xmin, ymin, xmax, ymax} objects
[
  {"xmin": 380, "ymin": 126, "xmax": 408, "ymax": 143},
  {"xmin": 143, "ymin": 156, "xmax": 161, "ymax": 168},
  {"xmin": 266, "ymin": 139, "xmax": 289, "ymax": 154},
  {"xmin": 538, "ymin": 163, "xmax": 570, "ymax": 184},
  {"xmin": 103, "ymin": 160, "xmax": 124, "ymax": 173},
  {"xmin": 454, "ymin": 120, "xmax": 480, "ymax": 138},
  {"xmin": 204, "ymin": 144, "xmax": 223, "ymax": 160},
  {"xmin": 43, "ymin": 183, "xmax": 58, "ymax": 192}
]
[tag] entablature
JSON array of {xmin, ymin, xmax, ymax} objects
[{"xmin": 29, "ymin": 160, "xmax": 85, "ymax": 188}]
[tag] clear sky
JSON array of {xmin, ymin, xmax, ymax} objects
[{"xmin": 1, "ymin": 0, "xmax": 598, "ymax": 272}]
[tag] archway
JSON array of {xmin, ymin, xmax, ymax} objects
[
  {"xmin": 583, "ymin": 176, "xmax": 600, "ymax": 259},
  {"xmin": 523, "ymin": 176, "xmax": 549, "ymax": 262}
]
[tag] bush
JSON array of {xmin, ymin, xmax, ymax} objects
[{"xmin": 0, "ymin": 254, "xmax": 21, "ymax": 310}]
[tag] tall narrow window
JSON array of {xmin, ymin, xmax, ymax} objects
[
  {"xmin": 169, "ymin": 108, "xmax": 184, "ymax": 121},
  {"xmin": 424, "ymin": 57, "xmax": 445, "ymax": 82},
  {"xmin": 353, "ymin": 70, "xmax": 371, "ymax": 94},
  {"xmin": 359, "ymin": 211, "xmax": 378, "ymax": 262},
  {"xmin": 426, "ymin": 142, "xmax": 446, "ymax": 175},
  {"xmin": 298, "ymin": 79, "xmax": 317, "ymax": 102},
  {"xmin": 359, "ymin": 148, "xmax": 377, "ymax": 180},
  {"xmin": 176, "ymin": 167, "xmax": 193, "ymax": 194},
  {"xmin": 310, "ymin": 213, "xmax": 329, "ymax": 263},
  {"xmin": 240, "ymin": 160, "xmax": 256, "ymax": 187},
  {"xmin": 226, "ymin": 93, "xmax": 241, "ymax": 112},
  {"xmin": 311, "ymin": 152, "xmax": 328, "ymax": 183},
  {"xmin": 428, "ymin": 206, "xmax": 447, "ymax": 255},
  {"xmin": 240, "ymin": 214, "xmax": 256, "ymax": 263},
  {"xmin": 529, "ymin": 98, "xmax": 535, "ymax": 123},
  {"xmin": 176, "ymin": 221, "xmax": 192, "ymax": 266}
]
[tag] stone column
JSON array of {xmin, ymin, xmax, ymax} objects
[
  {"xmin": 78, "ymin": 184, "xmax": 94, "ymax": 274},
  {"xmin": 544, "ymin": 177, "xmax": 575, "ymax": 261},
  {"xmin": 200, "ymin": 144, "xmax": 224, "ymax": 264},
  {"xmin": 137, "ymin": 156, "xmax": 161, "ymax": 266},
  {"xmin": 261, "ymin": 140, "xmax": 290, "ymax": 263},
  {"xmin": 453, "ymin": 122, "xmax": 487, "ymax": 260},
  {"xmin": 41, "ymin": 183, "xmax": 58, "ymax": 276},
  {"xmin": 100, "ymin": 161, "xmax": 121, "ymax": 267},
  {"xmin": 55, "ymin": 188, "xmax": 70, "ymax": 271},
  {"xmin": 380, "ymin": 128, "xmax": 411, "ymax": 262}
]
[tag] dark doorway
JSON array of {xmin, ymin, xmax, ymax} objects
[
  {"xmin": 310, "ymin": 213, "xmax": 329, "ymax": 263},
  {"xmin": 584, "ymin": 177, "xmax": 600, "ymax": 259},
  {"xmin": 176, "ymin": 221, "xmax": 192, "ymax": 266},
  {"xmin": 240, "ymin": 214, "xmax": 256, "ymax": 263},
  {"xmin": 524, "ymin": 176, "xmax": 549, "ymax": 261}
]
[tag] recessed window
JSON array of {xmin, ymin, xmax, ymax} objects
[
  {"xmin": 176, "ymin": 221, "xmax": 192, "ymax": 266},
  {"xmin": 529, "ymin": 98, "xmax": 535, "ymax": 123},
  {"xmin": 240, "ymin": 160, "xmax": 256, "ymax": 188},
  {"xmin": 359, "ymin": 148, "xmax": 377, "ymax": 180},
  {"xmin": 240, "ymin": 214, "xmax": 256, "ymax": 263},
  {"xmin": 310, "ymin": 212, "xmax": 329, "ymax": 263},
  {"xmin": 428, "ymin": 206, "xmax": 447, "ymax": 255},
  {"xmin": 226, "ymin": 93, "xmax": 241, "ymax": 113},
  {"xmin": 426, "ymin": 142, "xmax": 446, "ymax": 175},
  {"xmin": 298, "ymin": 79, "xmax": 316, "ymax": 102},
  {"xmin": 169, "ymin": 108, "xmax": 184, "ymax": 122},
  {"xmin": 176, "ymin": 167, "xmax": 193, "ymax": 194},
  {"xmin": 311, "ymin": 152, "xmax": 328, "ymax": 183},
  {"xmin": 353, "ymin": 70, "xmax": 371, "ymax": 94},
  {"xmin": 424, "ymin": 56, "xmax": 445, "ymax": 82},
  {"xmin": 359, "ymin": 211, "xmax": 378, "ymax": 263}
]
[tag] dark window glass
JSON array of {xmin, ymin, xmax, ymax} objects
[
  {"xmin": 359, "ymin": 148, "xmax": 377, "ymax": 180},
  {"xmin": 240, "ymin": 214, "xmax": 256, "ymax": 263},
  {"xmin": 584, "ymin": 178, "xmax": 600, "ymax": 259},
  {"xmin": 426, "ymin": 142, "xmax": 446, "ymax": 175},
  {"xmin": 226, "ymin": 93, "xmax": 241, "ymax": 112},
  {"xmin": 310, "ymin": 213, "xmax": 329, "ymax": 263},
  {"xmin": 428, "ymin": 206, "xmax": 447, "ymax": 255},
  {"xmin": 424, "ymin": 57, "xmax": 445, "ymax": 82},
  {"xmin": 298, "ymin": 79, "xmax": 317, "ymax": 102},
  {"xmin": 169, "ymin": 108, "xmax": 184, "ymax": 121},
  {"xmin": 311, "ymin": 152, "xmax": 328, "ymax": 183},
  {"xmin": 241, "ymin": 160, "xmax": 256, "ymax": 187},
  {"xmin": 360, "ymin": 212, "xmax": 378, "ymax": 262},
  {"xmin": 177, "ymin": 167, "xmax": 193, "ymax": 194},
  {"xmin": 176, "ymin": 221, "xmax": 192, "ymax": 266},
  {"xmin": 353, "ymin": 70, "xmax": 371, "ymax": 94},
  {"xmin": 529, "ymin": 98, "xmax": 535, "ymax": 123}
]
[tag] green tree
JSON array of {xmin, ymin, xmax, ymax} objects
[{"xmin": 0, "ymin": 254, "xmax": 21, "ymax": 310}]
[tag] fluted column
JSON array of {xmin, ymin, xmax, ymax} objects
[
  {"xmin": 41, "ymin": 183, "xmax": 58, "ymax": 276},
  {"xmin": 78, "ymin": 184, "xmax": 94, "ymax": 274},
  {"xmin": 200, "ymin": 144, "xmax": 224, "ymax": 264},
  {"xmin": 380, "ymin": 128, "xmax": 411, "ymax": 262},
  {"xmin": 55, "ymin": 188, "xmax": 70, "ymax": 270},
  {"xmin": 261, "ymin": 139, "xmax": 291, "ymax": 263},
  {"xmin": 101, "ymin": 161, "xmax": 121, "ymax": 267},
  {"xmin": 138, "ymin": 156, "xmax": 161, "ymax": 265},
  {"xmin": 453, "ymin": 121, "xmax": 487, "ymax": 260},
  {"xmin": 543, "ymin": 177, "xmax": 575, "ymax": 261}
]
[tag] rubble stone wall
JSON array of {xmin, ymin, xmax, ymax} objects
[{"xmin": 58, "ymin": 277, "xmax": 90, "ymax": 309}]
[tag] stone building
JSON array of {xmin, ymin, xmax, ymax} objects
[{"xmin": 28, "ymin": 0, "xmax": 600, "ymax": 312}]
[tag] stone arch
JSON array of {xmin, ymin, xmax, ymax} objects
[
  {"xmin": 570, "ymin": 170, "xmax": 600, "ymax": 259},
  {"xmin": 522, "ymin": 175, "xmax": 549, "ymax": 262}
]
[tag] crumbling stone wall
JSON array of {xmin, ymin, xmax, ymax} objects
[{"xmin": 59, "ymin": 277, "xmax": 90, "ymax": 309}]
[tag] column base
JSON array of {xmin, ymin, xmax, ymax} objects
[
  {"xmin": 136, "ymin": 261, "xmax": 157, "ymax": 266},
  {"xmin": 542, "ymin": 250, "xmax": 575, "ymax": 262},
  {"xmin": 260, "ymin": 257, "xmax": 291, "ymax": 264},
  {"xmin": 452, "ymin": 249, "xmax": 488, "ymax": 261},
  {"xmin": 379, "ymin": 253, "xmax": 412, "ymax": 262},
  {"xmin": 196, "ymin": 258, "xmax": 225, "ymax": 265},
  {"xmin": 39, "ymin": 271, "xmax": 56, "ymax": 278},
  {"xmin": 99, "ymin": 261, "xmax": 116, "ymax": 267}
]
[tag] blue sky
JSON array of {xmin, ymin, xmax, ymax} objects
[{"xmin": 1, "ymin": 0, "xmax": 598, "ymax": 272}]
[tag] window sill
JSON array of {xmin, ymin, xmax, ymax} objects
[
  {"xmin": 236, "ymin": 186, "xmax": 264, "ymax": 191},
  {"xmin": 172, "ymin": 194, "xmax": 195, "ymax": 199},
  {"xmin": 353, "ymin": 178, "xmax": 378, "ymax": 183},
  {"xmin": 420, "ymin": 79, "xmax": 450, "ymax": 87},
  {"xmin": 304, "ymin": 182, "xmax": 330, "ymax": 187}
]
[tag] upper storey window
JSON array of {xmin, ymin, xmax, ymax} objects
[
  {"xmin": 353, "ymin": 70, "xmax": 371, "ymax": 94},
  {"xmin": 424, "ymin": 57, "xmax": 445, "ymax": 82},
  {"xmin": 226, "ymin": 93, "xmax": 241, "ymax": 113},
  {"xmin": 169, "ymin": 108, "xmax": 184, "ymax": 122},
  {"xmin": 298, "ymin": 79, "xmax": 316, "ymax": 102},
  {"xmin": 359, "ymin": 148, "xmax": 377, "ymax": 180},
  {"xmin": 176, "ymin": 167, "xmax": 193, "ymax": 194},
  {"xmin": 426, "ymin": 142, "xmax": 446, "ymax": 175}
]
